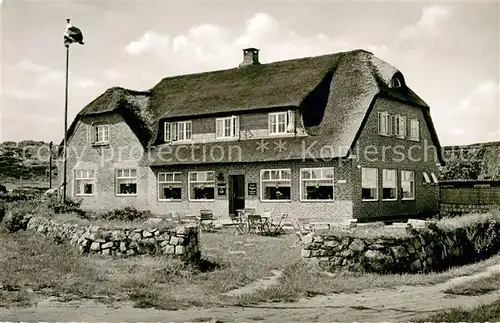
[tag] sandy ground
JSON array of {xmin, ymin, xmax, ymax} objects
[{"xmin": 2, "ymin": 264, "xmax": 500, "ymax": 322}]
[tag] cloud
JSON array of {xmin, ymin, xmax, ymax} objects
[
  {"xmin": 2, "ymin": 87, "xmax": 47, "ymax": 101},
  {"xmin": 164, "ymin": 12, "xmax": 389, "ymax": 74},
  {"xmin": 437, "ymin": 80, "xmax": 499, "ymax": 145},
  {"xmin": 125, "ymin": 30, "xmax": 170, "ymax": 55},
  {"xmin": 71, "ymin": 78, "xmax": 98, "ymax": 89},
  {"xmin": 4, "ymin": 59, "xmax": 98, "ymax": 100},
  {"xmin": 104, "ymin": 69, "xmax": 124, "ymax": 80},
  {"xmin": 459, "ymin": 80, "xmax": 499, "ymax": 111},
  {"xmin": 399, "ymin": 5, "xmax": 451, "ymax": 40}
]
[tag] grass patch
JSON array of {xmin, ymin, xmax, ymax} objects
[
  {"xmin": 415, "ymin": 300, "xmax": 500, "ymax": 322},
  {"xmin": 444, "ymin": 272, "xmax": 500, "ymax": 296},
  {"xmin": 1, "ymin": 228, "xmax": 500, "ymax": 310},
  {"xmin": 436, "ymin": 210, "xmax": 500, "ymax": 231}
]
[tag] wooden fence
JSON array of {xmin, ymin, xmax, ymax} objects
[{"xmin": 439, "ymin": 180, "xmax": 500, "ymax": 205}]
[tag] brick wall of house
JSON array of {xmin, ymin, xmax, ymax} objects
[
  {"xmin": 58, "ymin": 113, "xmax": 151, "ymax": 211},
  {"xmin": 148, "ymin": 160, "xmax": 354, "ymax": 221},
  {"xmin": 351, "ymin": 97, "xmax": 440, "ymax": 220}
]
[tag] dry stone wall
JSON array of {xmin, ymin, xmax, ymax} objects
[
  {"xmin": 302, "ymin": 220, "xmax": 500, "ymax": 274},
  {"xmin": 26, "ymin": 216, "xmax": 200, "ymax": 263}
]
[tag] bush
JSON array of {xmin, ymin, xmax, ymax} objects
[
  {"xmin": 101, "ymin": 206, "xmax": 151, "ymax": 222},
  {"xmin": 0, "ymin": 200, "xmax": 6, "ymax": 223},
  {"xmin": 2, "ymin": 200, "xmax": 40, "ymax": 232},
  {"xmin": 45, "ymin": 195, "xmax": 84, "ymax": 215}
]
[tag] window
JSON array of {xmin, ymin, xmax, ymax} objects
[
  {"xmin": 401, "ymin": 170, "xmax": 415, "ymax": 200},
  {"xmin": 362, "ymin": 168, "xmax": 378, "ymax": 201},
  {"xmin": 216, "ymin": 116, "xmax": 240, "ymax": 139},
  {"xmin": 116, "ymin": 169, "xmax": 137, "ymax": 195},
  {"xmin": 423, "ymin": 171, "xmax": 432, "ymax": 184},
  {"xmin": 378, "ymin": 112, "xmax": 390, "ymax": 136},
  {"xmin": 300, "ymin": 167, "xmax": 334, "ymax": 201},
  {"xmin": 430, "ymin": 172, "xmax": 439, "ymax": 184},
  {"xmin": 391, "ymin": 77, "xmax": 402, "ymax": 88},
  {"xmin": 188, "ymin": 171, "xmax": 215, "ymax": 200},
  {"xmin": 382, "ymin": 169, "xmax": 397, "ymax": 200},
  {"xmin": 269, "ymin": 110, "xmax": 295, "ymax": 135},
  {"xmin": 74, "ymin": 169, "xmax": 95, "ymax": 196},
  {"xmin": 409, "ymin": 119, "xmax": 420, "ymax": 141},
  {"xmin": 261, "ymin": 169, "xmax": 291, "ymax": 201},
  {"xmin": 165, "ymin": 121, "xmax": 192, "ymax": 142},
  {"xmin": 94, "ymin": 125, "xmax": 109, "ymax": 144},
  {"xmin": 393, "ymin": 115, "xmax": 406, "ymax": 139},
  {"xmin": 158, "ymin": 172, "xmax": 182, "ymax": 200}
]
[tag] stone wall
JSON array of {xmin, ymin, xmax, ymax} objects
[
  {"xmin": 26, "ymin": 216, "xmax": 200, "ymax": 263},
  {"xmin": 302, "ymin": 219, "xmax": 500, "ymax": 273},
  {"xmin": 440, "ymin": 203, "xmax": 499, "ymax": 217}
]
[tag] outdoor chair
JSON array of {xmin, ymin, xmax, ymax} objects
[
  {"xmin": 199, "ymin": 209, "xmax": 215, "ymax": 233},
  {"xmin": 247, "ymin": 214, "xmax": 263, "ymax": 234},
  {"xmin": 291, "ymin": 218, "xmax": 311, "ymax": 248},
  {"xmin": 229, "ymin": 213, "xmax": 246, "ymax": 235}
]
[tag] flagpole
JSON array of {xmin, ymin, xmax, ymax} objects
[{"xmin": 63, "ymin": 19, "xmax": 70, "ymax": 202}]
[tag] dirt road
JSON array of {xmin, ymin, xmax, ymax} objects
[{"xmin": 3, "ymin": 264, "xmax": 500, "ymax": 322}]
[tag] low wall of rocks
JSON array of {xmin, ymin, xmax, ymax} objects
[
  {"xmin": 440, "ymin": 203, "xmax": 498, "ymax": 216},
  {"xmin": 26, "ymin": 216, "xmax": 200, "ymax": 262},
  {"xmin": 302, "ymin": 219, "xmax": 500, "ymax": 273}
]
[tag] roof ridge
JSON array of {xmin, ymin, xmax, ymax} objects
[{"xmin": 152, "ymin": 49, "xmax": 372, "ymax": 86}]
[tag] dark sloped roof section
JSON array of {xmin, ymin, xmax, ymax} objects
[{"xmin": 57, "ymin": 87, "xmax": 152, "ymax": 155}]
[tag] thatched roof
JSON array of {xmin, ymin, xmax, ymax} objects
[{"xmin": 60, "ymin": 49, "xmax": 443, "ymax": 164}]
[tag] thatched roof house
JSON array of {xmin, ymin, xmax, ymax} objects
[{"xmin": 62, "ymin": 49, "xmax": 441, "ymax": 164}]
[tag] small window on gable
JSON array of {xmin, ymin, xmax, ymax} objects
[
  {"xmin": 391, "ymin": 77, "xmax": 402, "ymax": 88},
  {"xmin": 423, "ymin": 171, "xmax": 431, "ymax": 184},
  {"xmin": 430, "ymin": 172, "xmax": 439, "ymax": 184}
]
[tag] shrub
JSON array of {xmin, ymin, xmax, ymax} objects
[
  {"xmin": 101, "ymin": 206, "xmax": 151, "ymax": 222},
  {"xmin": 0, "ymin": 200, "xmax": 6, "ymax": 223},
  {"xmin": 2, "ymin": 200, "xmax": 40, "ymax": 232},
  {"xmin": 45, "ymin": 195, "xmax": 84, "ymax": 215}
]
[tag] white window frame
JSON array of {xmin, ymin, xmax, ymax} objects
[
  {"xmin": 165, "ymin": 121, "xmax": 192, "ymax": 143},
  {"xmin": 74, "ymin": 169, "xmax": 95, "ymax": 196},
  {"xmin": 423, "ymin": 171, "xmax": 431, "ymax": 184},
  {"xmin": 361, "ymin": 167, "xmax": 378, "ymax": 201},
  {"xmin": 269, "ymin": 111, "xmax": 294, "ymax": 135},
  {"xmin": 409, "ymin": 119, "xmax": 420, "ymax": 141},
  {"xmin": 299, "ymin": 167, "xmax": 334, "ymax": 202},
  {"xmin": 260, "ymin": 169, "xmax": 292, "ymax": 202},
  {"xmin": 401, "ymin": 170, "xmax": 415, "ymax": 200},
  {"xmin": 430, "ymin": 172, "xmax": 439, "ymax": 184},
  {"xmin": 115, "ymin": 168, "xmax": 138, "ymax": 196},
  {"xmin": 382, "ymin": 169, "xmax": 397, "ymax": 201},
  {"xmin": 95, "ymin": 124, "xmax": 109, "ymax": 144},
  {"xmin": 216, "ymin": 116, "xmax": 240, "ymax": 139},
  {"xmin": 158, "ymin": 172, "xmax": 182, "ymax": 201},
  {"xmin": 188, "ymin": 171, "xmax": 215, "ymax": 201},
  {"xmin": 378, "ymin": 112, "xmax": 390, "ymax": 136},
  {"xmin": 393, "ymin": 115, "xmax": 406, "ymax": 139}
]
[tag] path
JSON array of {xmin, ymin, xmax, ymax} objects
[{"xmin": 2, "ymin": 264, "xmax": 500, "ymax": 322}]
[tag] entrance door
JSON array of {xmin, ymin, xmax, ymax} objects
[{"xmin": 229, "ymin": 175, "xmax": 245, "ymax": 216}]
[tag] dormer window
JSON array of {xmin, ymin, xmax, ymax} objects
[
  {"xmin": 391, "ymin": 77, "xmax": 402, "ymax": 88},
  {"xmin": 165, "ymin": 121, "xmax": 192, "ymax": 143},
  {"xmin": 216, "ymin": 116, "xmax": 240, "ymax": 139},
  {"xmin": 269, "ymin": 110, "xmax": 295, "ymax": 135}
]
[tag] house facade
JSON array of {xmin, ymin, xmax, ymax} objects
[{"xmin": 58, "ymin": 49, "xmax": 443, "ymax": 222}]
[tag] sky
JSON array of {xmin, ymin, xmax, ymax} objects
[{"xmin": 1, "ymin": 0, "xmax": 499, "ymax": 146}]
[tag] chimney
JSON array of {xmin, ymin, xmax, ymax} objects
[{"xmin": 239, "ymin": 48, "xmax": 260, "ymax": 67}]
